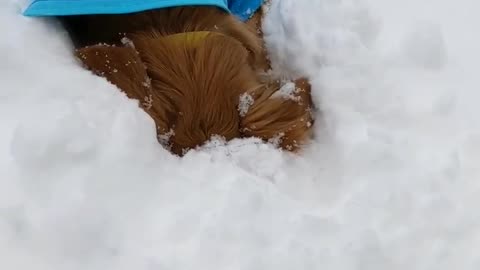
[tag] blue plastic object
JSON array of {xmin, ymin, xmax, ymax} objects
[
  {"xmin": 229, "ymin": 0, "xmax": 262, "ymax": 21},
  {"xmin": 23, "ymin": 0, "xmax": 263, "ymax": 21}
]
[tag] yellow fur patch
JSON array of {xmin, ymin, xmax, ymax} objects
[{"xmin": 162, "ymin": 31, "xmax": 217, "ymax": 47}]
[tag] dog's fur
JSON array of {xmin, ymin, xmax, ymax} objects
[{"xmin": 61, "ymin": 6, "xmax": 314, "ymax": 155}]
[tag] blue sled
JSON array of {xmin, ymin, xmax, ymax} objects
[{"xmin": 23, "ymin": 0, "xmax": 263, "ymax": 22}]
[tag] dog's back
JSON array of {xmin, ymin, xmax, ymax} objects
[{"xmin": 62, "ymin": 7, "xmax": 264, "ymax": 67}]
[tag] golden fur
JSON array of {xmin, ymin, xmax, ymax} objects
[{"xmin": 61, "ymin": 6, "xmax": 314, "ymax": 156}]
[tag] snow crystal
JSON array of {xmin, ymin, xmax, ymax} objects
[
  {"xmin": 142, "ymin": 76, "xmax": 152, "ymax": 88},
  {"xmin": 142, "ymin": 94, "xmax": 153, "ymax": 109},
  {"xmin": 267, "ymin": 132, "xmax": 285, "ymax": 147},
  {"xmin": 157, "ymin": 128, "xmax": 175, "ymax": 147},
  {"xmin": 271, "ymin": 80, "xmax": 300, "ymax": 101},
  {"xmin": 120, "ymin": 36, "xmax": 135, "ymax": 48},
  {"xmin": 238, "ymin": 92, "xmax": 254, "ymax": 117}
]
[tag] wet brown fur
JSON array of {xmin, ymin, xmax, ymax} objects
[{"xmin": 61, "ymin": 6, "xmax": 314, "ymax": 156}]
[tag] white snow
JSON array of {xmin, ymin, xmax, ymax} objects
[
  {"xmin": 238, "ymin": 92, "xmax": 254, "ymax": 117},
  {"xmin": 2, "ymin": 0, "xmax": 480, "ymax": 269},
  {"xmin": 270, "ymin": 80, "xmax": 300, "ymax": 101}
]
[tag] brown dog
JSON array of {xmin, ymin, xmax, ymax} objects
[{"xmin": 61, "ymin": 5, "xmax": 314, "ymax": 156}]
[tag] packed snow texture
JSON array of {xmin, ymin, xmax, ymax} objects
[{"xmin": 2, "ymin": 0, "xmax": 480, "ymax": 269}]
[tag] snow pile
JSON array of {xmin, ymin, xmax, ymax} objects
[{"xmin": 1, "ymin": 0, "xmax": 480, "ymax": 269}]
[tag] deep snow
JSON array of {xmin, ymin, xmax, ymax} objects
[{"xmin": 1, "ymin": 0, "xmax": 480, "ymax": 269}]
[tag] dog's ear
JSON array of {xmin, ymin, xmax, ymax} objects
[
  {"xmin": 75, "ymin": 44, "xmax": 150, "ymax": 99},
  {"xmin": 240, "ymin": 78, "xmax": 314, "ymax": 151},
  {"xmin": 75, "ymin": 44, "xmax": 173, "ymax": 135}
]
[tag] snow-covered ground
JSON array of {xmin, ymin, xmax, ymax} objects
[{"xmin": 2, "ymin": 0, "xmax": 480, "ymax": 269}]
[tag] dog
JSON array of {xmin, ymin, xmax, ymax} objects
[{"xmin": 60, "ymin": 4, "xmax": 315, "ymax": 156}]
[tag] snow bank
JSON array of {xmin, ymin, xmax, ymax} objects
[{"xmin": 1, "ymin": 0, "xmax": 480, "ymax": 269}]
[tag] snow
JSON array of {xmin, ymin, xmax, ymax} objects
[
  {"xmin": 2, "ymin": 0, "xmax": 480, "ymax": 269},
  {"xmin": 238, "ymin": 92, "xmax": 254, "ymax": 117},
  {"xmin": 270, "ymin": 80, "xmax": 300, "ymax": 101}
]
